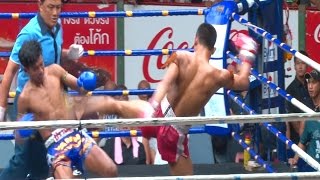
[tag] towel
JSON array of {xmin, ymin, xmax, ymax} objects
[{"xmin": 114, "ymin": 137, "xmax": 139, "ymax": 164}]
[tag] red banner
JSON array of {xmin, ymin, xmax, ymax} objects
[
  {"xmin": 306, "ymin": 10, "xmax": 320, "ymax": 69},
  {"xmin": 0, "ymin": 3, "xmax": 117, "ymax": 80}
]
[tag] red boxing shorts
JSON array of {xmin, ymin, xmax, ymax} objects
[{"xmin": 140, "ymin": 97, "xmax": 190, "ymax": 163}]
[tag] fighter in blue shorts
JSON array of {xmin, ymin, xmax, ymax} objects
[
  {"xmin": 45, "ymin": 128, "xmax": 95, "ymax": 173},
  {"xmin": 16, "ymin": 40, "xmax": 151, "ymax": 178}
]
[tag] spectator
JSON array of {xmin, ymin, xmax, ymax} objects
[
  {"xmin": 310, "ymin": 0, "xmax": 320, "ymax": 10},
  {"xmin": 285, "ymin": 51, "xmax": 313, "ymax": 165},
  {"xmin": 286, "ymin": 51, "xmax": 313, "ymax": 143},
  {"xmin": 204, "ymin": 0, "xmax": 255, "ymax": 15},
  {"xmin": 137, "ymin": 80, "xmax": 151, "ymax": 101},
  {"xmin": 117, "ymin": 84, "xmax": 129, "ymax": 101},
  {"xmin": 102, "ymin": 84, "xmax": 147, "ymax": 165},
  {"xmin": 105, "ymin": 80, "xmax": 117, "ymax": 91},
  {"xmin": 102, "ymin": 127, "xmax": 147, "ymax": 165},
  {"xmin": 288, "ymin": 69, "xmax": 320, "ymax": 172}
]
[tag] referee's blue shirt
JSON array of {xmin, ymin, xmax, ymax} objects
[{"xmin": 10, "ymin": 14, "xmax": 63, "ymax": 93}]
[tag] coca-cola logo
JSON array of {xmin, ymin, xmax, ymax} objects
[
  {"xmin": 314, "ymin": 24, "xmax": 320, "ymax": 43},
  {"xmin": 142, "ymin": 28, "xmax": 248, "ymax": 83},
  {"xmin": 143, "ymin": 27, "xmax": 191, "ymax": 83}
]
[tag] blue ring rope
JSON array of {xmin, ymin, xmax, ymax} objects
[
  {"xmin": 226, "ymin": 51, "xmax": 314, "ymax": 113},
  {"xmin": 0, "ymin": 9, "xmax": 206, "ymax": 19},
  {"xmin": 0, "ymin": 126, "xmax": 207, "ymax": 140},
  {"xmin": 70, "ymin": 89, "xmax": 155, "ymax": 96},
  {"xmin": 68, "ymin": 89, "xmax": 224, "ymax": 96},
  {"xmin": 8, "ymin": 89, "xmax": 224, "ymax": 99},
  {"xmin": 232, "ymin": 13, "xmax": 296, "ymax": 57},
  {"xmin": 232, "ymin": 13, "xmax": 320, "ymax": 73},
  {"xmin": 0, "ymin": 49, "xmax": 195, "ymax": 57},
  {"xmin": 231, "ymin": 131, "xmax": 274, "ymax": 173},
  {"xmin": 226, "ymin": 90, "xmax": 320, "ymax": 170}
]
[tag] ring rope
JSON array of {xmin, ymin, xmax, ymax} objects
[
  {"xmin": 7, "ymin": 90, "xmax": 223, "ymax": 98},
  {"xmin": 1, "ymin": 6, "xmax": 317, "ymax": 179},
  {"xmin": 0, "ymin": 52, "xmax": 10, "ymax": 57},
  {"xmin": 232, "ymin": 13, "xmax": 320, "ymax": 73},
  {"xmin": 227, "ymin": 51, "xmax": 315, "ymax": 114},
  {"xmin": 72, "ymin": 172, "xmax": 320, "ymax": 180},
  {"xmin": 1, "ymin": 113, "xmax": 320, "ymax": 130},
  {"xmin": 231, "ymin": 131, "xmax": 274, "ymax": 172},
  {"xmin": 8, "ymin": 89, "xmax": 155, "ymax": 98},
  {"xmin": 0, "ymin": 126, "xmax": 207, "ymax": 140},
  {"xmin": 0, "ymin": 127, "xmax": 275, "ymax": 172},
  {"xmin": 0, "ymin": 9, "xmax": 205, "ymax": 19},
  {"xmin": 227, "ymin": 90, "xmax": 320, "ymax": 171},
  {"xmin": 0, "ymin": 48, "xmax": 195, "ymax": 58}
]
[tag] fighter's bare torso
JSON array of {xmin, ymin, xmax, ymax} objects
[
  {"xmin": 19, "ymin": 66, "xmax": 72, "ymax": 139},
  {"xmin": 167, "ymin": 51, "xmax": 229, "ymax": 117}
]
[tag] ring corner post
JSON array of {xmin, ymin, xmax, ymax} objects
[
  {"xmin": 117, "ymin": 0, "xmax": 125, "ymax": 85},
  {"xmin": 298, "ymin": 0, "xmax": 307, "ymax": 51}
]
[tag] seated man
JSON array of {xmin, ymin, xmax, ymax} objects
[
  {"xmin": 103, "ymin": 127, "xmax": 147, "ymax": 165},
  {"xmin": 16, "ymin": 40, "xmax": 152, "ymax": 179}
]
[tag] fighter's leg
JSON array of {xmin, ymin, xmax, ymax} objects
[
  {"xmin": 157, "ymin": 126, "xmax": 193, "ymax": 175},
  {"xmin": 84, "ymin": 145, "xmax": 117, "ymax": 177},
  {"xmin": 168, "ymin": 155, "xmax": 193, "ymax": 175},
  {"xmin": 83, "ymin": 96, "xmax": 152, "ymax": 119},
  {"xmin": 142, "ymin": 137, "xmax": 153, "ymax": 164},
  {"xmin": 53, "ymin": 161, "xmax": 73, "ymax": 179}
]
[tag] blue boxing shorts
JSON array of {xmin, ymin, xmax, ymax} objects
[{"xmin": 45, "ymin": 128, "xmax": 96, "ymax": 172}]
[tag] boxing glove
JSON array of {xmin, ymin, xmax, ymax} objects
[
  {"xmin": 67, "ymin": 44, "xmax": 84, "ymax": 60},
  {"xmin": 77, "ymin": 71, "xmax": 97, "ymax": 91},
  {"xmin": 0, "ymin": 106, "xmax": 5, "ymax": 122},
  {"xmin": 231, "ymin": 33, "xmax": 257, "ymax": 66},
  {"xmin": 17, "ymin": 113, "xmax": 34, "ymax": 138}
]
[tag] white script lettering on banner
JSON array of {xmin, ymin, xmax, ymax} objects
[
  {"xmin": 314, "ymin": 24, "xmax": 320, "ymax": 43},
  {"xmin": 84, "ymin": 18, "xmax": 110, "ymax": 25},
  {"xmin": 142, "ymin": 27, "xmax": 192, "ymax": 83},
  {"xmin": 63, "ymin": 18, "xmax": 80, "ymax": 25},
  {"xmin": 74, "ymin": 28, "xmax": 110, "ymax": 45}
]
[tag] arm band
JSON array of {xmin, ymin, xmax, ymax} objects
[{"xmin": 62, "ymin": 72, "xmax": 69, "ymax": 82}]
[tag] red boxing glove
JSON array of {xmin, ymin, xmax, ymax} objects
[{"xmin": 231, "ymin": 33, "xmax": 257, "ymax": 66}]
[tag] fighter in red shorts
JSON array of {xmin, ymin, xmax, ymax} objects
[
  {"xmin": 140, "ymin": 23, "xmax": 258, "ymax": 175},
  {"xmin": 141, "ymin": 97, "xmax": 190, "ymax": 165}
]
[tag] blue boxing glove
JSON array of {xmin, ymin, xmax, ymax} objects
[
  {"xmin": 77, "ymin": 71, "xmax": 97, "ymax": 91},
  {"xmin": 17, "ymin": 113, "xmax": 34, "ymax": 138}
]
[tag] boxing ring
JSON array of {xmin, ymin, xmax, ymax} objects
[{"xmin": 0, "ymin": 1, "xmax": 320, "ymax": 179}]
